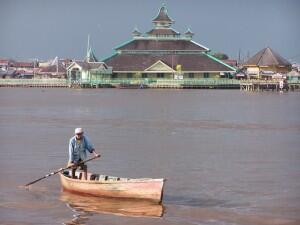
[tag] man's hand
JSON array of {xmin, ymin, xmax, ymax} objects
[
  {"xmin": 92, "ymin": 150, "xmax": 100, "ymax": 158},
  {"xmin": 67, "ymin": 162, "xmax": 76, "ymax": 168}
]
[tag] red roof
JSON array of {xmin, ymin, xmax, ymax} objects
[
  {"xmin": 14, "ymin": 61, "xmax": 34, "ymax": 68},
  {"xmin": 0, "ymin": 59, "xmax": 14, "ymax": 66},
  {"xmin": 39, "ymin": 64, "xmax": 66, "ymax": 73}
]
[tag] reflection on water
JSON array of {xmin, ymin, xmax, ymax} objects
[{"xmin": 60, "ymin": 191, "xmax": 164, "ymax": 222}]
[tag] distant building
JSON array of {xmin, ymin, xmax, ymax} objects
[
  {"xmin": 14, "ymin": 61, "xmax": 35, "ymax": 71},
  {"xmin": 286, "ymin": 70, "xmax": 300, "ymax": 80},
  {"xmin": 0, "ymin": 59, "xmax": 16, "ymax": 78},
  {"xmin": 243, "ymin": 47, "xmax": 291, "ymax": 79},
  {"xmin": 292, "ymin": 63, "xmax": 300, "ymax": 72},
  {"xmin": 67, "ymin": 61, "xmax": 111, "ymax": 83},
  {"xmin": 37, "ymin": 57, "xmax": 66, "ymax": 78},
  {"xmin": 67, "ymin": 38, "xmax": 112, "ymax": 85},
  {"xmin": 103, "ymin": 4, "xmax": 235, "ymax": 80},
  {"xmin": 0, "ymin": 59, "xmax": 37, "ymax": 78},
  {"xmin": 0, "ymin": 59, "xmax": 14, "ymax": 71}
]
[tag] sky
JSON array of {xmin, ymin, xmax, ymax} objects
[{"xmin": 0, "ymin": 0, "xmax": 300, "ymax": 62}]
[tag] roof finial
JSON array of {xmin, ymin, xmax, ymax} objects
[{"xmin": 132, "ymin": 26, "xmax": 142, "ymax": 38}]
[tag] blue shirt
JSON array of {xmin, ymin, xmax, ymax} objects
[{"xmin": 69, "ymin": 135, "xmax": 94, "ymax": 163}]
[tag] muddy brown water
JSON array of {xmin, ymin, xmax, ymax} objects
[{"xmin": 0, "ymin": 88, "xmax": 299, "ymax": 225}]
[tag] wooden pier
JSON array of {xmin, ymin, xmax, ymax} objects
[
  {"xmin": 0, "ymin": 79, "xmax": 68, "ymax": 88},
  {"xmin": 240, "ymin": 79, "xmax": 300, "ymax": 92},
  {"xmin": 288, "ymin": 80, "xmax": 300, "ymax": 91}
]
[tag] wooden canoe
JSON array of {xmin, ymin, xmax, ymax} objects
[{"xmin": 59, "ymin": 170, "xmax": 165, "ymax": 203}]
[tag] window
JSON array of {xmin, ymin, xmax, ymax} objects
[
  {"xmin": 188, "ymin": 73, "xmax": 194, "ymax": 78},
  {"xmin": 157, "ymin": 73, "xmax": 164, "ymax": 78},
  {"xmin": 127, "ymin": 73, "xmax": 132, "ymax": 78},
  {"xmin": 142, "ymin": 74, "xmax": 148, "ymax": 78},
  {"xmin": 112, "ymin": 74, "xmax": 118, "ymax": 79},
  {"xmin": 204, "ymin": 73, "xmax": 210, "ymax": 78}
]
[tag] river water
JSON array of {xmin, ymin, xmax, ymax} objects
[{"xmin": 0, "ymin": 88, "xmax": 299, "ymax": 225}]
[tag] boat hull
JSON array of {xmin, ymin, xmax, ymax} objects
[{"xmin": 59, "ymin": 171, "xmax": 165, "ymax": 203}]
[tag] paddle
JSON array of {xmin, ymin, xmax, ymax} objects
[{"xmin": 23, "ymin": 155, "xmax": 101, "ymax": 187}]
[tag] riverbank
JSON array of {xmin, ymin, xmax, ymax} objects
[{"xmin": 0, "ymin": 78, "xmax": 300, "ymax": 91}]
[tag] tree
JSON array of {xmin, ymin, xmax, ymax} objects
[{"xmin": 212, "ymin": 52, "xmax": 229, "ymax": 60}]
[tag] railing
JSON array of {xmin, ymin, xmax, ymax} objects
[
  {"xmin": 80, "ymin": 78, "xmax": 240, "ymax": 86},
  {"xmin": 1, "ymin": 78, "xmax": 299, "ymax": 89},
  {"xmin": 154, "ymin": 79, "xmax": 240, "ymax": 87},
  {"xmin": 0, "ymin": 79, "xmax": 68, "ymax": 86},
  {"xmin": 80, "ymin": 79, "xmax": 157, "ymax": 85},
  {"xmin": 287, "ymin": 79, "xmax": 300, "ymax": 84}
]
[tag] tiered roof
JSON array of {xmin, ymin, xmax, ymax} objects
[{"xmin": 104, "ymin": 4, "xmax": 234, "ymax": 72}]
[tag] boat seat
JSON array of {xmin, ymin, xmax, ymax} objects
[
  {"xmin": 90, "ymin": 174, "xmax": 99, "ymax": 180},
  {"xmin": 63, "ymin": 171, "xmax": 69, "ymax": 176},
  {"xmin": 107, "ymin": 176, "xmax": 120, "ymax": 181},
  {"xmin": 99, "ymin": 175, "xmax": 108, "ymax": 181},
  {"xmin": 63, "ymin": 170, "xmax": 71, "ymax": 177}
]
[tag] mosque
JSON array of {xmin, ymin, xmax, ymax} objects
[{"xmin": 103, "ymin": 4, "xmax": 235, "ymax": 80}]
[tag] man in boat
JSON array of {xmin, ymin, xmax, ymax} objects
[{"xmin": 68, "ymin": 128, "xmax": 99, "ymax": 180}]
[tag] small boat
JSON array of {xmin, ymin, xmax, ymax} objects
[{"xmin": 59, "ymin": 171, "xmax": 165, "ymax": 203}]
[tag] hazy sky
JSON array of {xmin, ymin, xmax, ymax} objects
[{"xmin": 1, "ymin": 0, "xmax": 299, "ymax": 62}]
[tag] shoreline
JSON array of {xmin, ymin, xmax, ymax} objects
[{"xmin": 0, "ymin": 78, "xmax": 300, "ymax": 91}]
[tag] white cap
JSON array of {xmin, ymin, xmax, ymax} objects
[{"xmin": 75, "ymin": 128, "xmax": 84, "ymax": 134}]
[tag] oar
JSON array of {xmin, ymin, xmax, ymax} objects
[{"xmin": 23, "ymin": 155, "xmax": 101, "ymax": 187}]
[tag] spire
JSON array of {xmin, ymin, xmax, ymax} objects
[
  {"xmin": 152, "ymin": 4, "xmax": 174, "ymax": 28},
  {"xmin": 86, "ymin": 34, "xmax": 90, "ymax": 60},
  {"xmin": 86, "ymin": 48, "xmax": 99, "ymax": 62},
  {"xmin": 85, "ymin": 35, "xmax": 98, "ymax": 62}
]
